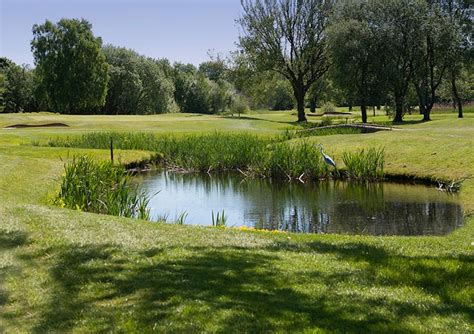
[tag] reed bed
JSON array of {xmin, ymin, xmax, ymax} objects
[
  {"xmin": 49, "ymin": 132, "xmax": 272, "ymax": 172},
  {"xmin": 48, "ymin": 132, "xmax": 384, "ymax": 181},
  {"xmin": 266, "ymin": 141, "xmax": 328, "ymax": 180},
  {"xmin": 342, "ymin": 147, "xmax": 385, "ymax": 180},
  {"xmin": 55, "ymin": 156, "xmax": 152, "ymax": 220}
]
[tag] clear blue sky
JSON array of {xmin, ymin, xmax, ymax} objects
[{"xmin": 0, "ymin": 0, "xmax": 243, "ymax": 66}]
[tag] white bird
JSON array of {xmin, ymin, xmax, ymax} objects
[{"xmin": 318, "ymin": 144, "xmax": 337, "ymax": 169}]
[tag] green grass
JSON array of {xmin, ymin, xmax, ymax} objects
[{"xmin": 0, "ymin": 111, "xmax": 473, "ymax": 333}]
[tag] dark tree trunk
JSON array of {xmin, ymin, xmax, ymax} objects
[
  {"xmin": 422, "ymin": 108, "xmax": 431, "ymax": 121},
  {"xmin": 451, "ymin": 76, "xmax": 463, "ymax": 118},
  {"xmin": 415, "ymin": 86, "xmax": 430, "ymax": 121},
  {"xmin": 361, "ymin": 102, "xmax": 367, "ymax": 123},
  {"xmin": 457, "ymin": 100, "xmax": 463, "ymax": 119},
  {"xmin": 294, "ymin": 85, "xmax": 307, "ymax": 122},
  {"xmin": 310, "ymin": 97, "xmax": 316, "ymax": 113},
  {"xmin": 394, "ymin": 96, "xmax": 404, "ymax": 123},
  {"xmin": 349, "ymin": 103, "xmax": 353, "ymax": 112}
]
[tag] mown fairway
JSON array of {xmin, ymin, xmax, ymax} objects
[{"xmin": 0, "ymin": 111, "xmax": 473, "ymax": 333}]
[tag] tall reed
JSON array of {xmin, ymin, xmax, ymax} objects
[
  {"xmin": 212, "ymin": 210, "xmax": 227, "ymax": 227},
  {"xmin": 48, "ymin": 132, "xmax": 384, "ymax": 181},
  {"xmin": 265, "ymin": 141, "xmax": 328, "ymax": 180},
  {"xmin": 55, "ymin": 156, "xmax": 152, "ymax": 220},
  {"xmin": 49, "ymin": 132, "xmax": 272, "ymax": 172},
  {"xmin": 342, "ymin": 147, "xmax": 385, "ymax": 180}
]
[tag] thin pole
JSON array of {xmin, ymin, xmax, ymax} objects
[{"xmin": 110, "ymin": 137, "xmax": 114, "ymax": 163}]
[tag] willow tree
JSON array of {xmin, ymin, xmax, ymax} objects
[
  {"xmin": 238, "ymin": 0, "xmax": 331, "ymax": 122},
  {"xmin": 31, "ymin": 19, "xmax": 108, "ymax": 114}
]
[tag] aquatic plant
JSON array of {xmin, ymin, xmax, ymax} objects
[
  {"xmin": 155, "ymin": 213, "xmax": 169, "ymax": 223},
  {"xmin": 176, "ymin": 211, "xmax": 188, "ymax": 225},
  {"xmin": 212, "ymin": 210, "xmax": 227, "ymax": 227},
  {"xmin": 48, "ymin": 132, "xmax": 272, "ymax": 172},
  {"xmin": 55, "ymin": 156, "xmax": 151, "ymax": 220},
  {"xmin": 265, "ymin": 141, "xmax": 327, "ymax": 180},
  {"xmin": 48, "ymin": 132, "xmax": 386, "ymax": 181},
  {"xmin": 342, "ymin": 147, "xmax": 385, "ymax": 180}
]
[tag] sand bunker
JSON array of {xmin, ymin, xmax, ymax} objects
[{"xmin": 4, "ymin": 122, "xmax": 69, "ymax": 129}]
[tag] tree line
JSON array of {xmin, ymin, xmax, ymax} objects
[{"xmin": 0, "ymin": 0, "xmax": 472, "ymax": 122}]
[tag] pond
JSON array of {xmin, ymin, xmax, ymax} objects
[{"xmin": 135, "ymin": 171, "xmax": 464, "ymax": 236}]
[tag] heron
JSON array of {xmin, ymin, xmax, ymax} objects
[{"xmin": 318, "ymin": 144, "xmax": 336, "ymax": 169}]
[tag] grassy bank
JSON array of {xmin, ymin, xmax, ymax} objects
[{"xmin": 0, "ymin": 111, "xmax": 473, "ymax": 333}]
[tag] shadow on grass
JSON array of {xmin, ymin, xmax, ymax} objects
[
  {"xmin": 392, "ymin": 119, "xmax": 426, "ymax": 125},
  {"xmin": 0, "ymin": 229, "xmax": 29, "ymax": 332},
  {"xmin": 25, "ymin": 238, "xmax": 473, "ymax": 333},
  {"xmin": 304, "ymin": 241, "xmax": 474, "ymax": 318},
  {"xmin": 220, "ymin": 115, "xmax": 300, "ymax": 127},
  {"xmin": 0, "ymin": 230, "xmax": 28, "ymax": 251}
]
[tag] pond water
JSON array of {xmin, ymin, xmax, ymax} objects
[{"xmin": 135, "ymin": 171, "xmax": 464, "ymax": 236}]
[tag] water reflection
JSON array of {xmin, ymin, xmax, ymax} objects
[{"xmin": 135, "ymin": 171, "xmax": 464, "ymax": 236}]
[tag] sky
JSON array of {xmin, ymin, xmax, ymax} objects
[{"xmin": 0, "ymin": 0, "xmax": 243, "ymax": 66}]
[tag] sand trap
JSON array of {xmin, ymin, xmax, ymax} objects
[{"xmin": 3, "ymin": 122, "xmax": 69, "ymax": 129}]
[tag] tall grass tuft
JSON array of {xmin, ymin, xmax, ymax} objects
[
  {"xmin": 212, "ymin": 210, "xmax": 227, "ymax": 227},
  {"xmin": 266, "ymin": 141, "xmax": 328, "ymax": 180},
  {"xmin": 55, "ymin": 156, "xmax": 152, "ymax": 220},
  {"xmin": 342, "ymin": 147, "xmax": 385, "ymax": 180}
]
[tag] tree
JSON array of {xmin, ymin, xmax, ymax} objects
[
  {"xmin": 198, "ymin": 52, "xmax": 229, "ymax": 82},
  {"xmin": 227, "ymin": 52, "xmax": 295, "ymax": 110},
  {"xmin": 412, "ymin": 2, "xmax": 458, "ymax": 121},
  {"xmin": 31, "ymin": 19, "xmax": 109, "ymax": 114},
  {"xmin": 102, "ymin": 45, "xmax": 175, "ymax": 115},
  {"xmin": 3, "ymin": 63, "xmax": 36, "ymax": 112},
  {"xmin": 238, "ymin": 0, "xmax": 331, "ymax": 122},
  {"xmin": 439, "ymin": 0, "xmax": 472, "ymax": 118},
  {"xmin": 328, "ymin": 1, "xmax": 386, "ymax": 123},
  {"xmin": 371, "ymin": 0, "xmax": 426, "ymax": 122},
  {"xmin": 102, "ymin": 46, "xmax": 143, "ymax": 114},
  {"xmin": 136, "ymin": 57, "xmax": 175, "ymax": 114},
  {"xmin": 173, "ymin": 63, "xmax": 198, "ymax": 112},
  {"xmin": 438, "ymin": 64, "xmax": 474, "ymax": 111}
]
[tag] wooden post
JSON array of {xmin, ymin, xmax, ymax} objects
[{"xmin": 110, "ymin": 137, "xmax": 114, "ymax": 163}]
